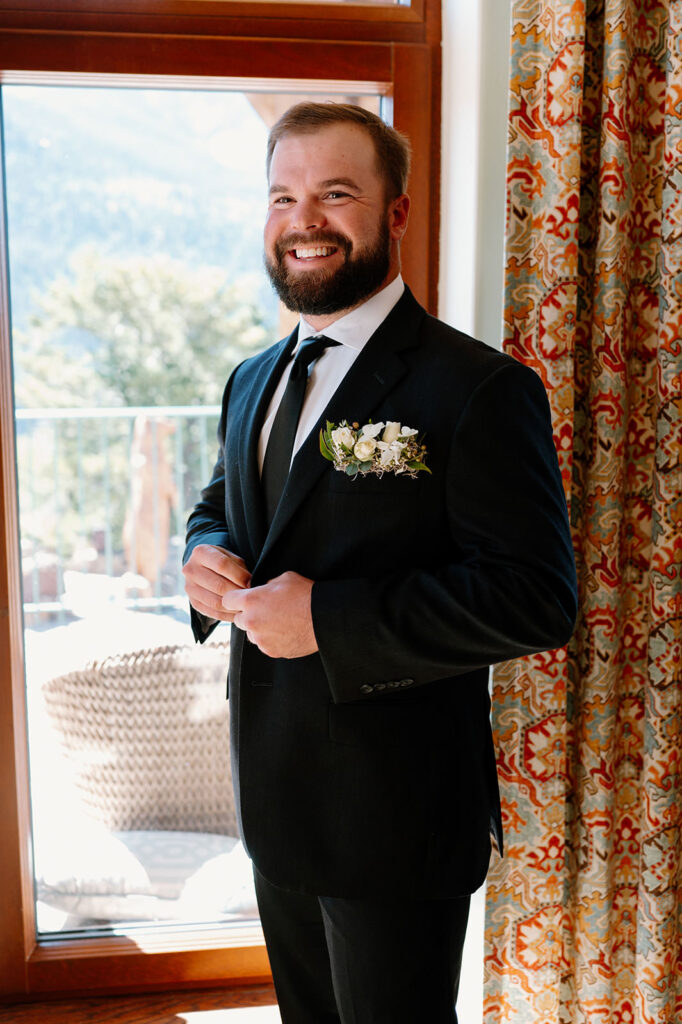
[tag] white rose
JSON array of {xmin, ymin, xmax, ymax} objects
[
  {"xmin": 331, "ymin": 426, "xmax": 355, "ymax": 451},
  {"xmin": 359, "ymin": 421, "xmax": 384, "ymax": 439},
  {"xmin": 381, "ymin": 421, "xmax": 402, "ymax": 444},
  {"xmin": 353, "ymin": 437, "xmax": 377, "ymax": 461}
]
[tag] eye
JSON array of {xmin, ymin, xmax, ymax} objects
[
  {"xmin": 325, "ymin": 191, "xmax": 351, "ymax": 200},
  {"xmin": 271, "ymin": 195, "xmax": 294, "ymax": 206}
]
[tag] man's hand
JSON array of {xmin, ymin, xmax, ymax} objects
[
  {"xmin": 182, "ymin": 544, "xmax": 251, "ymax": 622},
  {"xmin": 221, "ymin": 571, "xmax": 318, "ymax": 659}
]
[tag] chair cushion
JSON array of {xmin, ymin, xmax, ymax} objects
[{"xmin": 36, "ymin": 826, "xmax": 258, "ymax": 923}]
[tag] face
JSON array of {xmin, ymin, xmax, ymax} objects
[{"xmin": 264, "ymin": 123, "xmax": 409, "ymax": 326}]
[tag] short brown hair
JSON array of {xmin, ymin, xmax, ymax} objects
[{"xmin": 266, "ymin": 102, "xmax": 411, "ymax": 200}]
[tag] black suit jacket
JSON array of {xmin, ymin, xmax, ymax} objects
[{"xmin": 184, "ymin": 287, "xmax": 577, "ymax": 899}]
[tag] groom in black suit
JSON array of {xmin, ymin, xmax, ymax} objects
[{"xmin": 183, "ymin": 102, "xmax": 577, "ymax": 1023}]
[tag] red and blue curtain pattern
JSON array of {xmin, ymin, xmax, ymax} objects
[{"xmin": 485, "ymin": 2, "xmax": 681, "ymax": 1022}]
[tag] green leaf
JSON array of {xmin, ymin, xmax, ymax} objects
[
  {"xmin": 407, "ymin": 460, "xmax": 432, "ymax": 474},
  {"xmin": 319, "ymin": 429, "xmax": 335, "ymax": 461},
  {"xmin": 345, "ymin": 463, "xmax": 359, "ymax": 478}
]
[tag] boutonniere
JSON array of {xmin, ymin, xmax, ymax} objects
[{"xmin": 319, "ymin": 420, "xmax": 431, "ymax": 479}]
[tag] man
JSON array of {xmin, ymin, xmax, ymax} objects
[{"xmin": 183, "ymin": 102, "xmax": 577, "ymax": 1023}]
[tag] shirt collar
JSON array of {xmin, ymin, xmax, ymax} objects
[{"xmin": 296, "ymin": 274, "xmax": 405, "ymax": 352}]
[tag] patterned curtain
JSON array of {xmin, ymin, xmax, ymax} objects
[{"xmin": 484, "ymin": 2, "xmax": 681, "ymax": 1023}]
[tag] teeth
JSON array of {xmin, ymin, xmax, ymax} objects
[{"xmin": 294, "ymin": 246, "xmax": 334, "ymax": 259}]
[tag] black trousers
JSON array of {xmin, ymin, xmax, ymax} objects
[{"xmin": 254, "ymin": 868, "xmax": 470, "ymax": 1024}]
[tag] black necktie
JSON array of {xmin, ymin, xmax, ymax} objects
[{"xmin": 262, "ymin": 335, "xmax": 339, "ymax": 522}]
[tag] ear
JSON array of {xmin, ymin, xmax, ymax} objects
[{"xmin": 388, "ymin": 193, "xmax": 410, "ymax": 241}]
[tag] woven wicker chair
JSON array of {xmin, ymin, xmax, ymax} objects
[{"xmin": 42, "ymin": 641, "xmax": 237, "ymax": 837}]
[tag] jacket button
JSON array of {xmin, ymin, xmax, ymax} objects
[
  {"xmin": 400, "ymin": 678, "xmax": 414, "ymax": 687},
  {"xmin": 360, "ymin": 684, "xmax": 373, "ymax": 694}
]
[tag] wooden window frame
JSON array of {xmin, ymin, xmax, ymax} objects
[
  {"xmin": 0, "ymin": 0, "xmax": 441, "ymax": 1000},
  {"xmin": 0, "ymin": 0, "xmax": 427, "ymax": 42}
]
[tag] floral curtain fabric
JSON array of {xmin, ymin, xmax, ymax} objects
[{"xmin": 484, "ymin": 2, "xmax": 682, "ymax": 1022}]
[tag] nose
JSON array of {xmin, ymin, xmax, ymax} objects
[{"xmin": 292, "ymin": 195, "xmax": 327, "ymax": 232}]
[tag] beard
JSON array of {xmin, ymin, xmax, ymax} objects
[{"xmin": 264, "ymin": 219, "xmax": 391, "ymax": 317}]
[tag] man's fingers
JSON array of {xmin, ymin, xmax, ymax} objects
[
  {"xmin": 210, "ymin": 547, "xmax": 252, "ymax": 588},
  {"xmin": 219, "ymin": 574, "xmax": 317, "ymax": 658},
  {"xmin": 186, "ymin": 561, "xmax": 240, "ymax": 598},
  {"xmin": 221, "ymin": 588, "xmax": 259, "ymax": 637},
  {"xmin": 183, "ymin": 545, "xmax": 250, "ymax": 621},
  {"xmin": 184, "ymin": 581, "xmax": 237, "ymax": 622},
  {"xmin": 221, "ymin": 588, "xmax": 248, "ymax": 616},
  {"xmin": 183, "ymin": 544, "xmax": 251, "ymax": 597}
]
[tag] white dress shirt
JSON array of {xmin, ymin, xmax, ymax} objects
[{"xmin": 257, "ymin": 275, "xmax": 405, "ymax": 472}]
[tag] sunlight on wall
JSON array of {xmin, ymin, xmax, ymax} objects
[
  {"xmin": 440, "ymin": 2, "xmax": 512, "ymax": 1020},
  {"xmin": 440, "ymin": 0, "xmax": 511, "ymax": 350}
]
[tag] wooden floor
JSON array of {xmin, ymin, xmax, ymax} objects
[{"xmin": 0, "ymin": 985, "xmax": 279, "ymax": 1023}]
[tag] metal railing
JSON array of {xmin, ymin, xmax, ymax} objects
[{"xmin": 15, "ymin": 405, "xmax": 221, "ymax": 625}]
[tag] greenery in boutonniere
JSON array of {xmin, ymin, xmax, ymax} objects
[{"xmin": 320, "ymin": 420, "xmax": 431, "ymax": 479}]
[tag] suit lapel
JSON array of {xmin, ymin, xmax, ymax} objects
[{"xmin": 255, "ymin": 288, "xmax": 425, "ymax": 569}]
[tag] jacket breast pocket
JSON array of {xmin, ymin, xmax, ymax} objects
[{"xmin": 326, "ymin": 469, "xmax": 429, "ymax": 501}]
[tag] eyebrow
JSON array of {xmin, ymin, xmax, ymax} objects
[
  {"xmin": 269, "ymin": 177, "xmax": 362, "ymax": 196},
  {"xmin": 319, "ymin": 177, "xmax": 361, "ymax": 191}
]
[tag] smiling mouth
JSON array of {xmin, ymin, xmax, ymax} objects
[{"xmin": 291, "ymin": 245, "xmax": 338, "ymax": 260}]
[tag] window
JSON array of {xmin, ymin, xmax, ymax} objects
[
  {"xmin": 7, "ymin": 81, "xmax": 381, "ymax": 943},
  {"xmin": 0, "ymin": 0, "xmax": 441, "ymax": 999}
]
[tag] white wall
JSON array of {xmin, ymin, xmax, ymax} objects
[
  {"xmin": 439, "ymin": 3, "xmax": 512, "ymax": 1018},
  {"xmin": 439, "ymin": 0, "xmax": 512, "ymax": 349}
]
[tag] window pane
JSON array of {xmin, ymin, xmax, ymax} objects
[{"xmin": 3, "ymin": 83, "xmax": 380, "ymax": 938}]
